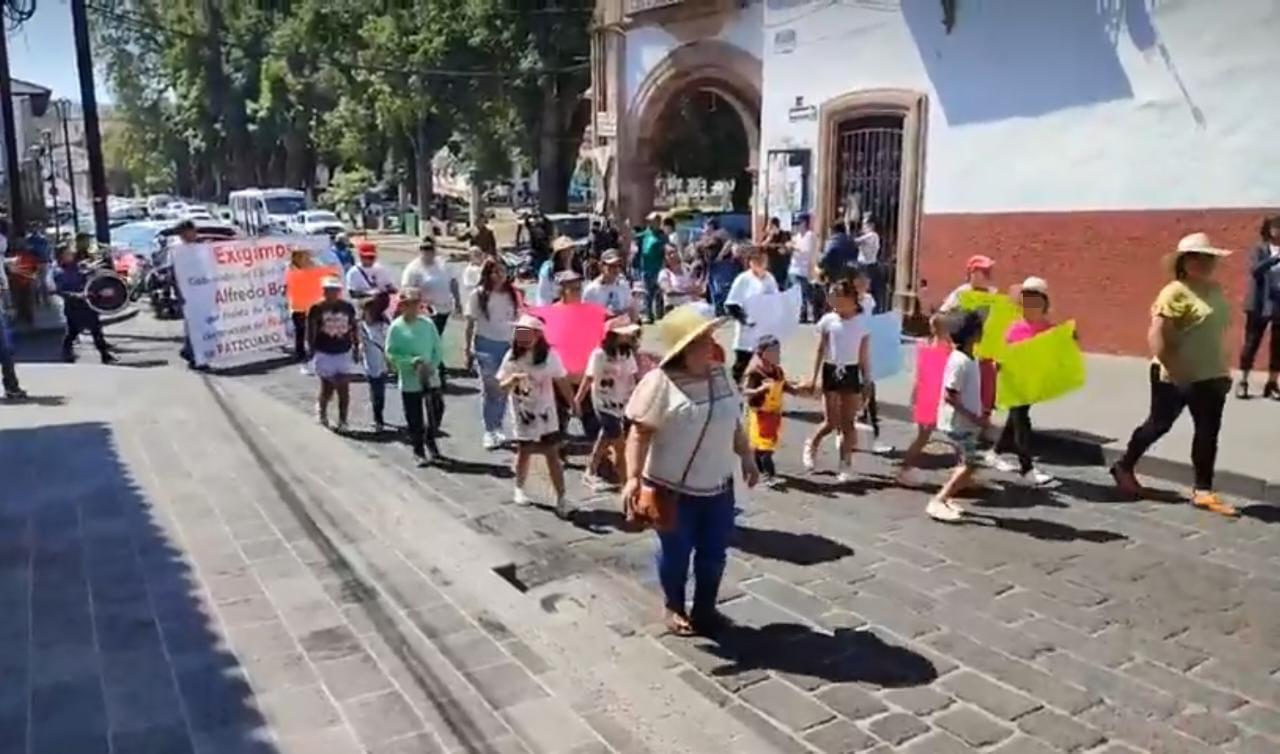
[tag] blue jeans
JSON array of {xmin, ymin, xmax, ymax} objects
[
  {"xmin": 643, "ymin": 274, "xmax": 663, "ymax": 322},
  {"xmin": 0, "ymin": 310, "xmax": 20, "ymax": 394},
  {"xmin": 367, "ymin": 375, "xmax": 388, "ymax": 426},
  {"xmin": 472, "ymin": 334, "xmax": 509, "ymax": 433},
  {"xmin": 655, "ymin": 486, "xmax": 735, "ymax": 616}
]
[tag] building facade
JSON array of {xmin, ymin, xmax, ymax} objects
[
  {"xmin": 591, "ymin": 0, "xmax": 764, "ymax": 227},
  {"xmin": 759, "ymin": 0, "xmax": 1280, "ymax": 354}
]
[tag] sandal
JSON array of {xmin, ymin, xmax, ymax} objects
[
  {"xmin": 665, "ymin": 610, "xmax": 695, "ymax": 637},
  {"xmin": 1192, "ymin": 491, "xmax": 1238, "ymax": 518}
]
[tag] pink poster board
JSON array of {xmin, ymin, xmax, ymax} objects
[
  {"xmin": 528, "ymin": 302, "xmax": 609, "ymax": 375},
  {"xmin": 913, "ymin": 344, "xmax": 952, "ymax": 426},
  {"xmin": 979, "ymin": 358, "xmax": 997, "ymax": 413}
]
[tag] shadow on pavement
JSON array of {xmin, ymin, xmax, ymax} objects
[
  {"xmin": 966, "ymin": 513, "xmax": 1127, "ymax": 543},
  {"xmin": 1239, "ymin": 504, "xmax": 1280, "ymax": 524},
  {"xmin": 707, "ymin": 623, "xmax": 938, "ymax": 687},
  {"xmin": 2, "ymin": 394, "xmax": 66, "ymax": 407},
  {"xmin": 435, "ymin": 457, "xmax": 515, "ymax": 479},
  {"xmin": 0, "ymin": 422, "xmax": 270, "ymax": 753},
  {"xmin": 731, "ymin": 528, "xmax": 853, "ymax": 566}
]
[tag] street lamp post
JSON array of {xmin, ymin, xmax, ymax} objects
[
  {"xmin": 39, "ymin": 131, "xmax": 60, "ymax": 244},
  {"xmin": 56, "ymin": 100, "xmax": 79, "ymax": 233}
]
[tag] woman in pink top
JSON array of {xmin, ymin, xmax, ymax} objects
[{"xmin": 989, "ymin": 277, "xmax": 1058, "ymax": 486}]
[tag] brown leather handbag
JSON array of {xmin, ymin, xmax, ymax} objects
[{"xmin": 626, "ymin": 376, "xmax": 716, "ymax": 533}]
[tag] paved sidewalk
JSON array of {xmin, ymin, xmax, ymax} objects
[
  {"xmin": 0, "ymin": 365, "xmax": 773, "ymax": 754},
  {"xmin": 760, "ymin": 327, "xmax": 1280, "ymax": 501}
]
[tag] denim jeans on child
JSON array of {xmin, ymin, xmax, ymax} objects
[
  {"xmin": 471, "ymin": 334, "xmax": 510, "ymax": 433},
  {"xmin": 655, "ymin": 486, "xmax": 735, "ymax": 617}
]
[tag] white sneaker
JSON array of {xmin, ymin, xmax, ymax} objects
[
  {"xmin": 873, "ymin": 442, "xmax": 894, "ymax": 456},
  {"xmin": 896, "ymin": 467, "xmax": 923, "ymax": 487},
  {"xmin": 335, "ymin": 421, "xmax": 348, "ymax": 434},
  {"xmin": 760, "ymin": 475, "xmax": 783, "ymax": 489},
  {"xmin": 555, "ymin": 496, "xmax": 572, "ymax": 519},
  {"xmin": 836, "ymin": 463, "xmax": 854, "ymax": 483},
  {"xmin": 927, "ymin": 497, "xmax": 963, "ymax": 522},
  {"xmin": 983, "ymin": 450, "xmax": 1017, "ymax": 473},
  {"xmin": 802, "ymin": 441, "xmax": 817, "ymax": 472},
  {"xmin": 513, "ymin": 487, "xmax": 532, "ymax": 506},
  {"xmin": 583, "ymin": 473, "xmax": 612, "ymax": 493},
  {"xmin": 1026, "ymin": 468, "xmax": 1058, "ymax": 487},
  {"xmin": 483, "ymin": 432, "xmax": 501, "ymax": 450}
]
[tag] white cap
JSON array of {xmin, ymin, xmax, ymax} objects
[{"xmin": 1019, "ymin": 276, "xmax": 1049, "ymax": 295}]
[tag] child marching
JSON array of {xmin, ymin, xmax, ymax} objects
[
  {"xmin": 358, "ymin": 293, "xmax": 392, "ymax": 432},
  {"xmin": 742, "ymin": 335, "xmax": 803, "ymax": 488},
  {"xmin": 498, "ymin": 314, "xmax": 577, "ymax": 517},
  {"xmin": 896, "ymin": 315, "xmax": 949, "ymax": 487},
  {"xmin": 803, "ymin": 280, "xmax": 871, "ymax": 483},
  {"xmin": 927, "ymin": 310, "xmax": 989, "ymax": 522},
  {"xmin": 988, "ymin": 277, "xmax": 1058, "ymax": 486},
  {"xmin": 577, "ymin": 317, "xmax": 642, "ymax": 492}
]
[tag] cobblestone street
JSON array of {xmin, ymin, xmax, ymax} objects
[{"xmin": 5, "ymin": 312, "xmax": 1280, "ymax": 753}]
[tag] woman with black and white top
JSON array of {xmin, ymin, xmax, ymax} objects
[{"xmin": 803, "ymin": 280, "xmax": 870, "ymax": 482}]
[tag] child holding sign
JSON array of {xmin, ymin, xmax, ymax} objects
[
  {"xmin": 989, "ymin": 277, "xmax": 1058, "ymax": 486},
  {"xmin": 928, "ymin": 310, "xmax": 989, "ymax": 522},
  {"xmin": 896, "ymin": 315, "xmax": 949, "ymax": 488}
]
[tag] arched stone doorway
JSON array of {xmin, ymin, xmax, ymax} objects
[{"xmin": 620, "ymin": 40, "xmax": 762, "ymax": 225}]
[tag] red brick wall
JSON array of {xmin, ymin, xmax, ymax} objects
[{"xmin": 917, "ymin": 209, "xmax": 1273, "ymax": 357}]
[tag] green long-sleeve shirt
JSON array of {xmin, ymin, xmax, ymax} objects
[{"xmin": 385, "ymin": 315, "xmax": 443, "ymax": 392}]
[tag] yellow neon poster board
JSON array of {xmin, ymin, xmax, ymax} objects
[
  {"xmin": 995, "ymin": 320, "xmax": 1086, "ymax": 409},
  {"xmin": 957, "ymin": 290, "xmax": 1022, "ymax": 362}
]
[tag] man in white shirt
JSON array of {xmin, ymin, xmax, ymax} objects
[
  {"xmin": 787, "ymin": 214, "xmax": 819, "ymax": 323},
  {"xmin": 345, "ymin": 242, "xmax": 397, "ymax": 298},
  {"xmin": 724, "ymin": 244, "xmax": 779, "ymax": 383},
  {"xmin": 400, "ymin": 237, "xmax": 460, "ymax": 387},
  {"xmin": 582, "ymin": 249, "xmax": 634, "ymax": 317}
]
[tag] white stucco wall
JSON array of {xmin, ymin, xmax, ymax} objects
[
  {"xmin": 761, "ymin": 0, "xmax": 1280, "ymax": 214},
  {"xmin": 623, "ymin": 0, "xmax": 765, "ymax": 113}
]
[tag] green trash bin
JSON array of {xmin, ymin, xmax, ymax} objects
[{"xmin": 401, "ymin": 209, "xmax": 419, "ymax": 237}]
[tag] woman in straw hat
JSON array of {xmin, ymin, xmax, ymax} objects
[
  {"xmin": 1111, "ymin": 232, "xmax": 1237, "ymax": 517},
  {"xmin": 623, "ymin": 304, "xmax": 759, "ymax": 636},
  {"xmin": 535, "ymin": 236, "xmax": 580, "ymax": 307}
]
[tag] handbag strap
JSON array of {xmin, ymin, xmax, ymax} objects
[{"xmin": 675, "ymin": 372, "xmax": 717, "ymax": 488}]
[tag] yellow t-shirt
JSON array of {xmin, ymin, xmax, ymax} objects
[{"xmin": 1150, "ymin": 280, "xmax": 1230, "ymax": 383}]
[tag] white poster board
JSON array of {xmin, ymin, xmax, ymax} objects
[
  {"xmin": 742, "ymin": 285, "xmax": 804, "ymax": 347},
  {"xmin": 174, "ymin": 235, "xmax": 331, "ymax": 368}
]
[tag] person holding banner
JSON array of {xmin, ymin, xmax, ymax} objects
[
  {"xmin": 307, "ymin": 277, "xmax": 360, "ymax": 432},
  {"xmin": 52, "ymin": 246, "xmax": 116, "ymax": 365},
  {"xmin": 802, "ymin": 280, "xmax": 870, "ymax": 483},
  {"xmin": 465, "ymin": 259, "xmax": 521, "ymax": 450},
  {"xmin": 725, "ymin": 245, "xmax": 779, "ymax": 384},
  {"xmin": 989, "ymin": 277, "xmax": 1058, "ymax": 486},
  {"xmin": 386, "ymin": 289, "xmax": 444, "ymax": 466},
  {"xmin": 940, "ymin": 254, "xmax": 997, "ymax": 312},
  {"xmin": 896, "ymin": 316, "xmax": 950, "ymax": 487},
  {"xmin": 1111, "ymin": 233, "xmax": 1237, "ymax": 517}
]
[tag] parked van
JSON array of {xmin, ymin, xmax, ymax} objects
[{"xmin": 228, "ymin": 188, "xmax": 308, "ymax": 235}]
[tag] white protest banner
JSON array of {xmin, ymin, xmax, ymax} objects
[
  {"xmin": 866, "ymin": 311, "xmax": 904, "ymax": 381},
  {"xmin": 742, "ymin": 285, "xmax": 804, "ymax": 347},
  {"xmin": 174, "ymin": 235, "xmax": 331, "ymax": 367}
]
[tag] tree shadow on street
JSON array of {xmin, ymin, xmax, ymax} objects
[
  {"xmin": 1239, "ymin": 504, "xmax": 1280, "ymax": 524},
  {"xmin": 704, "ymin": 623, "xmax": 938, "ymax": 688},
  {"xmin": 2, "ymin": 394, "xmax": 66, "ymax": 407}
]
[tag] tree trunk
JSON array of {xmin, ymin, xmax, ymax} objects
[
  {"xmin": 468, "ymin": 170, "xmax": 481, "ymax": 226},
  {"xmin": 414, "ymin": 116, "xmax": 433, "ymax": 220},
  {"xmin": 537, "ymin": 77, "xmax": 565, "ymax": 212}
]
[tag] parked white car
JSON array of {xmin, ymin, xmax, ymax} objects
[{"xmin": 289, "ymin": 210, "xmax": 346, "ymax": 237}]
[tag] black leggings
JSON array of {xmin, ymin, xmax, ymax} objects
[
  {"xmin": 292, "ymin": 312, "xmax": 308, "ymax": 359},
  {"xmin": 755, "ymin": 450, "xmax": 776, "ymax": 477},
  {"xmin": 1238, "ymin": 312, "xmax": 1280, "ymax": 376},
  {"xmin": 732, "ymin": 349, "xmax": 752, "ymax": 385},
  {"xmin": 995, "ymin": 406, "xmax": 1035, "ymax": 474},
  {"xmin": 432, "ymin": 313, "xmax": 450, "ymax": 388},
  {"xmin": 1117, "ymin": 364, "xmax": 1230, "ymax": 490},
  {"xmin": 402, "ymin": 390, "xmax": 442, "ymax": 457}
]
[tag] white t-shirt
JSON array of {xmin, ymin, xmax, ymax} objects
[
  {"xmin": 817, "ymin": 311, "xmax": 868, "ymax": 366},
  {"xmin": 401, "ymin": 257, "xmax": 457, "ymax": 314},
  {"xmin": 534, "ymin": 261, "xmax": 558, "ymax": 306},
  {"xmin": 856, "ymin": 231, "xmax": 881, "ymax": 265},
  {"xmin": 789, "ymin": 230, "xmax": 816, "ymax": 278},
  {"xmin": 625, "ymin": 366, "xmax": 742, "ymax": 497},
  {"xmin": 359, "ymin": 320, "xmax": 389, "ymax": 377},
  {"xmin": 582, "ymin": 276, "xmax": 633, "ymax": 315},
  {"xmin": 937, "ymin": 350, "xmax": 982, "ymax": 433},
  {"xmin": 345, "ymin": 263, "xmax": 396, "ymax": 297},
  {"xmin": 497, "ymin": 349, "xmax": 567, "ymax": 441},
  {"xmin": 462, "ymin": 263, "xmax": 484, "ymax": 290},
  {"xmin": 586, "ymin": 348, "xmax": 638, "ymax": 416},
  {"xmin": 725, "ymin": 270, "xmax": 779, "ymax": 351},
  {"xmin": 859, "ymin": 292, "xmax": 876, "ymax": 315},
  {"xmin": 466, "ymin": 287, "xmax": 519, "ymax": 343},
  {"xmin": 657, "ymin": 267, "xmax": 697, "ymax": 308}
]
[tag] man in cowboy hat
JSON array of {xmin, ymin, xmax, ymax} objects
[
  {"xmin": 345, "ymin": 240, "xmax": 397, "ymax": 299},
  {"xmin": 307, "ymin": 276, "xmax": 360, "ymax": 431}
]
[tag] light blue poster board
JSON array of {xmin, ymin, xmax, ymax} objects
[{"xmin": 867, "ymin": 311, "xmax": 903, "ymax": 381}]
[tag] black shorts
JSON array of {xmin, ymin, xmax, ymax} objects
[
  {"xmin": 597, "ymin": 413, "xmax": 629, "ymax": 440},
  {"xmin": 821, "ymin": 363, "xmax": 864, "ymax": 394},
  {"xmin": 516, "ymin": 432, "xmax": 563, "ymax": 449}
]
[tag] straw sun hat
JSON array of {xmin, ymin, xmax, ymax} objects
[
  {"xmin": 1164, "ymin": 232, "xmax": 1232, "ymax": 275},
  {"xmin": 551, "ymin": 235, "xmax": 575, "ymax": 252},
  {"xmin": 656, "ymin": 304, "xmax": 728, "ymax": 366}
]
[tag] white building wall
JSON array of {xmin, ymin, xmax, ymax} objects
[
  {"xmin": 623, "ymin": 0, "xmax": 765, "ymax": 113},
  {"xmin": 761, "ymin": 0, "xmax": 1280, "ymax": 214}
]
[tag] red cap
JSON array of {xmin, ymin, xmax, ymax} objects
[
  {"xmin": 965, "ymin": 254, "xmax": 995, "ymax": 273},
  {"xmin": 357, "ymin": 241, "xmax": 378, "ymax": 258}
]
